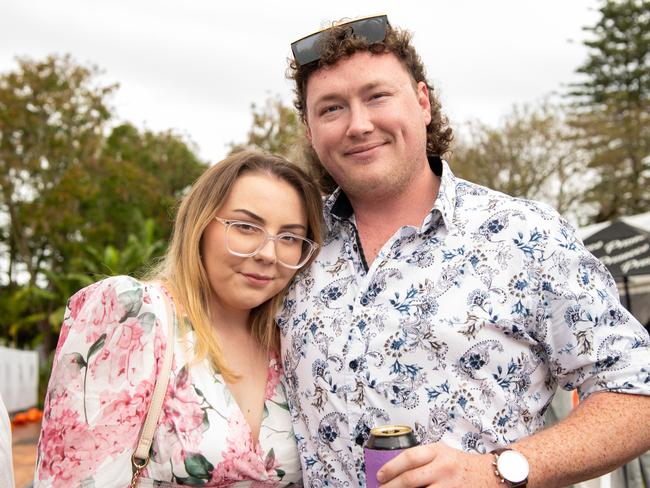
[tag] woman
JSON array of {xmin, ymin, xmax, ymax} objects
[{"xmin": 34, "ymin": 150, "xmax": 323, "ymax": 487}]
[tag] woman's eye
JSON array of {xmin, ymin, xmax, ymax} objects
[
  {"xmin": 233, "ymin": 223, "xmax": 260, "ymax": 233},
  {"xmin": 279, "ymin": 234, "xmax": 301, "ymax": 244}
]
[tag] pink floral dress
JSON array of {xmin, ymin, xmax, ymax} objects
[{"xmin": 34, "ymin": 276, "xmax": 302, "ymax": 487}]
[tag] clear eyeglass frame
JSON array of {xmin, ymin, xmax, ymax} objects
[{"xmin": 214, "ymin": 216, "xmax": 318, "ymax": 269}]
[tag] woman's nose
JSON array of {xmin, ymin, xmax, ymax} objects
[{"xmin": 254, "ymin": 238, "xmax": 277, "ymax": 264}]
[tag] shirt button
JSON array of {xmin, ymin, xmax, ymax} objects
[{"xmin": 349, "ymin": 359, "xmax": 358, "ymax": 371}]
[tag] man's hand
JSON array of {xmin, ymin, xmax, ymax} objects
[{"xmin": 376, "ymin": 443, "xmax": 501, "ymax": 488}]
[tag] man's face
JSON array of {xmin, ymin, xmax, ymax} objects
[{"xmin": 304, "ymin": 51, "xmax": 432, "ymax": 201}]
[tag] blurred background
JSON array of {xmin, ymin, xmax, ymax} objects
[{"xmin": 1, "ymin": 1, "xmax": 649, "ymax": 486}]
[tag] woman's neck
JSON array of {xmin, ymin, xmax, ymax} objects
[{"xmin": 209, "ymin": 300, "xmax": 251, "ymax": 335}]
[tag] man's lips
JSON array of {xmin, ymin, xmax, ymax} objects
[{"xmin": 344, "ymin": 141, "xmax": 386, "ymax": 156}]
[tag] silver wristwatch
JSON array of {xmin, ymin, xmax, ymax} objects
[{"xmin": 492, "ymin": 448, "xmax": 529, "ymax": 487}]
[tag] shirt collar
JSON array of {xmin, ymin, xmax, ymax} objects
[
  {"xmin": 323, "ymin": 155, "xmax": 459, "ymax": 234},
  {"xmin": 433, "ymin": 158, "xmax": 459, "ymax": 234}
]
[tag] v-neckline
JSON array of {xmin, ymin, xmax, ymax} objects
[{"xmin": 222, "ymin": 353, "xmax": 274, "ymax": 448}]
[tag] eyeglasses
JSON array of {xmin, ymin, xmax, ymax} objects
[
  {"xmin": 291, "ymin": 14, "xmax": 389, "ymax": 67},
  {"xmin": 214, "ymin": 217, "xmax": 318, "ymax": 269}
]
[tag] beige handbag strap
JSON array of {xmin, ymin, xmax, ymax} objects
[{"xmin": 131, "ymin": 285, "xmax": 176, "ymax": 485}]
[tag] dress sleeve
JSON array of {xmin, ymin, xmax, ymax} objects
[
  {"xmin": 539, "ymin": 216, "xmax": 650, "ymax": 398},
  {"xmin": 34, "ymin": 276, "xmax": 170, "ymax": 488}
]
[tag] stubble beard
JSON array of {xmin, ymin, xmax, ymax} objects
[{"xmin": 336, "ymin": 161, "xmax": 417, "ymax": 207}]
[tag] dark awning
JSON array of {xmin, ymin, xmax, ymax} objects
[{"xmin": 583, "ymin": 220, "xmax": 650, "ymax": 278}]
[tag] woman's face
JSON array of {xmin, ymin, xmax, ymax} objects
[{"xmin": 201, "ymin": 172, "xmax": 308, "ymax": 317}]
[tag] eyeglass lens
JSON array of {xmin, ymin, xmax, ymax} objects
[
  {"xmin": 292, "ymin": 15, "xmax": 388, "ymax": 66},
  {"xmin": 226, "ymin": 222, "xmax": 312, "ymax": 267}
]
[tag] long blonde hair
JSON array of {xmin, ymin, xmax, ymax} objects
[{"xmin": 150, "ymin": 150, "xmax": 323, "ymax": 382}]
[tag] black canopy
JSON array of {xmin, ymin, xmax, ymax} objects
[
  {"xmin": 584, "ymin": 220, "xmax": 650, "ymax": 318},
  {"xmin": 583, "ymin": 220, "xmax": 650, "ymax": 278}
]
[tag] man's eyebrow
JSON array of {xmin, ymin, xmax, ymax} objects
[
  {"xmin": 312, "ymin": 81, "xmax": 392, "ymax": 105},
  {"xmin": 230, "ymin": 209, "xmax": 306, "ymax": 232},
  {"xmin": 362, "ymin": 81, "xmax": 385, "ymax": 91},
  {"xmin": 312, "ymin": 93, "xmax": 342, "ymax": 106}
]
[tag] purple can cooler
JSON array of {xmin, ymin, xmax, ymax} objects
[{"xmin": 364, "ymin": 425, "xmax": 418, "ymax": 488}]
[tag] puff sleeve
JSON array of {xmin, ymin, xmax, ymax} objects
[{"xmin": 34, "ymin": 276, "xmax": 171, "ymax": 488}]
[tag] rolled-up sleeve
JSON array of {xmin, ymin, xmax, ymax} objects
[{"xmin": 539, "ymin": 219, "xmax": 650, "ymax": 398}]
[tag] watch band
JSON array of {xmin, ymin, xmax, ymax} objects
[{"xmin": 492, "ymin": 448, "xmax": 529, "ymax": 488}]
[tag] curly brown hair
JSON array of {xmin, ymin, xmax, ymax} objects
[{"xmin": 287, "ymin": 19, "xmax": 453, "ymax": 193}]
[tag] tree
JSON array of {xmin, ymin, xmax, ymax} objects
[
  {"xmin": 76, "ymin": 218, "xmax": 166, "ymax": 281},
  {"xmin": 80, "ymin": 123, "xmax": 206, "ymax": 251},
  {"xmin": 567, "ymin": 0, "xmax": 650, "ymax": 222},
  {"xmin": 0, "ymin": 55, "xmax": 115, "ymax": 354},
  {"xmin": 0, "ymin": 55, "xmax": 207, "ymax": 354},
  {"xmin": 451, "ymin": 101, "xmax": 589, "ymax": 224},
  {"xmin": 229, "ymin": 95, "xmax": 307, "ymax": 161},
  {"xmin": 229, "ymin": 94, "xmax": 333, "ymax": 191},
  {"xmin": 0, "ymin": 54, "xmax": 115, "ymax": 288}
]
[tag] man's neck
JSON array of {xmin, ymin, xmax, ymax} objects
[{"xmin": 350, "ymin": 170, "xmax": 440, "ymax": 266}]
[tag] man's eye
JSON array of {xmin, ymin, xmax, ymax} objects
[
  {"xmin": 371, "ymin": 92, "xmax": 388, "ymax": 100},
  {"xmin": 320, "ymin": 105, "xmax": 341, "ymax": 115}
]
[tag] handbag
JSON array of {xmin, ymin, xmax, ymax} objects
[{"xmin": 129, "ymin": 285, "xmax": 176, "ymax": 488}]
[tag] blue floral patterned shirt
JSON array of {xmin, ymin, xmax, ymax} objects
[{"xmin": 278, "ymin": 157, "xmax": 650, "ymax": 487}]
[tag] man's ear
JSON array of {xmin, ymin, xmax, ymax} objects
[
  {"xmin": 417, "ymin": 81, "xmax": 432, "ymax": 126},
  {"xmin": 304, "ymin": 119, "xmax": 312, "ymax": 142}
]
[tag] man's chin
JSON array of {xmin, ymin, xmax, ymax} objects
[{"xmin": 342, "ymin": 177, "xmax": 406, "ymax": 203}]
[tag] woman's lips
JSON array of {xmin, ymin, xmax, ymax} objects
[{"xmin": 242, "ymin": 272, "xmax": 273, "ymax": 286}]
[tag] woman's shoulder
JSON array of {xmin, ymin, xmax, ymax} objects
[
  {"xmin": 60, "ymin": 275, "xmax": 173, "ymax": 349},
  {"xmin": 68, "ymin": 275, "xmax": 169, "ymax": 317},
  {"xmin": 70, "ymin": 274, "xmax": 145, "ymax": 300}
]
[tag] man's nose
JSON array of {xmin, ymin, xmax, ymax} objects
[
  {"xmin": 254, "ymin": 238, "xmax": 277, "ymax": 264},
  {"xmin": 346, "ymin": 104, "xmax": 373, "ymax": 138}
]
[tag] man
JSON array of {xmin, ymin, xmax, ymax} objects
[{"xmin": 278, "ymin": 15, "xmax": 650, "ymax": 488}]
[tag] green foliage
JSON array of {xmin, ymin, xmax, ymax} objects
[
  {"xmin": 228, "ymin": 94, "xmax": 328, "ymax": 192},
  {"xmin": 0, "ymin": 54, "xmax": 207, "ymax": 355},
  {"xmin": 567, "ymin": 0, "xmax": 650, "ymax": 222},
  {"xmin": 0, "ymin": 54, "xmax": 114, "ymax": 285},
  {"xmin": 94, "ymin": 123, "xmax": 206, "ymax": 248},
  {"xmin": 77, "ymin": 218, "xmax": 166, "ymax": 280},
  {"xmin": 38, "ymin": 349, "xmax": 55, "ymax": 409},
  {"xmin": 451, "ymin": 101, "xmax": 588, "ymax": 223},
  {"xmin": 229, "ymin": 95, "xmax": 308, "ymax": 162}
]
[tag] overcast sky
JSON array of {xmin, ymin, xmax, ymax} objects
[{"xmin": 1, "ymin": 0, "xmax": 600, "ymax": 164}]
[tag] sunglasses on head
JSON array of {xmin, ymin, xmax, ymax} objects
[{"xmin": 291, "ymin": 14, "xmax": 389, "ymax": 67}]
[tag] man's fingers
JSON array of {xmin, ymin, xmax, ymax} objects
[
  {"xmin": 376, "ymin": 445, "xmax": 437, "ymax": 484},
  {"xmin": 379, "ymin": 457, "xmax": 443, "ymax": 488}
]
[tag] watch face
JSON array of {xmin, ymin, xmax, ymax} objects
[{"xmin": 497, "ymin": 450, "xmax": 529, "ymax": 483}]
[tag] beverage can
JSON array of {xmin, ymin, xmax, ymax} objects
[{"xmin": 364, "ymin": 425, "xmax": 418, "ymax": 488}]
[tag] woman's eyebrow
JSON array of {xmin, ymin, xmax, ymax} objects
[
  {"xmin": 230, "ymin": 208, "xmax": 265, "ymax": 223},
  {"xmin": 230, "ymin": 209, "xmax": 306, "ymax": 232},
  {"xmin": 281, "ymin": 223, "xmax": 307, "ymax": 232}
]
